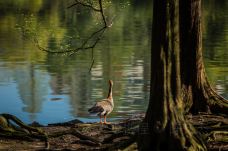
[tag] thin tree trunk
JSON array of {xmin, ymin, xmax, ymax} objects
[
  {"xmin": 179, "ymin": 0, "xmax": 228, "ymax": 114},
  {"xmin": 137, "ymin": 0, "xmax": 206, "ymax": 150}
]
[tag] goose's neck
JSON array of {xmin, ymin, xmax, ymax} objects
[{"xmin": 107, "ymin": 83, "xmax": 113, "ymax": 99}]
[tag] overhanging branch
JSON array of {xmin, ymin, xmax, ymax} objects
[
  {"xmin": 34, "ymin": 0, "xmax": 110, "ymax": 55},
  {"xmin": 67, "ymin": 0, "xmax": 100, "ymax": 12}
]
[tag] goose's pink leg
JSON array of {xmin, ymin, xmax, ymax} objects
[{"xmin": 104, "ymin": 115, "xmax": 111, "ymax": 124}]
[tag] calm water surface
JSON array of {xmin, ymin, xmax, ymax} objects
[{"xmin": 0, "ymin": 0, "xmax": 227, "ymax": 125}]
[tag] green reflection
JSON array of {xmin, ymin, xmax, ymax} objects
[
  {"xmin": 0, "ymin": 0, "xmax": 227, "ymax": 123},
  {"xmin": 203, "ymin": 0, "xmax": 228, "ymax": 98}
]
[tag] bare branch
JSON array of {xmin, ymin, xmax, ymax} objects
[
  {"xmin": 35, "ymin": 26, "xmax": 106, "ymax": 54},
  {"xmin": 34, "ymin": 0, "xmax": 109, "ymax": 55},
  {"xmin": 27, "ymin": 0, "xmax": 112, "ymax": 71},
  {"xmin": 98, "ymin": 0, "xmax": 107, "ymax": 27},
  {"xmin": 89, "ymin": 58, "xmax": 95, "ymax": 73},
  {"xmin": 67, "ymin": 0, "xmax": 100, "ymax": 12},
  {"xmin": 81, "ymin": 26, "xmax": 106, "ymax": 48}
]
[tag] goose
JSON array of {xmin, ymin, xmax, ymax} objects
[{"xmin": 88, "ymin": 80, "xmax": 114, "ymax": 124}]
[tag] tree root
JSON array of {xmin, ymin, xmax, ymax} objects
[
  {"xmin": 49, "ymin": 128, "xmax": 101, "ymax": 145},
  {"xmin": 191, "ymin": 79, "xmax": 228, "ymax": 115},
  {"xmin": 0, "ymin": 113, "xmax": 227, "ymax": 150},
  {"xmin": 206, "ymin": 131, "xmax": 228, "ymax": 142},
  {"xmin": 0, "ymin": 113, "xmax": 49, "ymax": 149},
  {"xmin": 207, "ymin": 84, "xmax": 228, "ymax": 115},
  {"xmin": 187, "ymin": 113, "xmax": 228, "ymax": 150}
]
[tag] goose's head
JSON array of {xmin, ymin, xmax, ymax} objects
[{"xmin": 109, "ymin": 80, "xmax": 113, "ymax": 86}]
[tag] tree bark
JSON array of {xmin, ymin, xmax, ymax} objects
[
  {"xmin": 137, "ymin": 0, "xmax": 206, "ymax": 150},
  {"xmin": 179, "ymin": 0, "xmax": 228, "ymax": 114}
]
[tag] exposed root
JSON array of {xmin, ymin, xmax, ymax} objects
[
  {"xmin": 0, "ymin": 113, "xmax": 227, "ymax": 150},
  {"xmin": 206, "ymin": 81, "xmax": 228, "ymax": 115},
  {"xmin": 190, "ymin": 79, "xmax": 228, "ymax": 115},
  {"xmin": 0, "ymin": 113, "xmax": 49, "ymax": 149}
]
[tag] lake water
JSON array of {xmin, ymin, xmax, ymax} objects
[{"xmin": 0, "ymin": 0, "xmax": 227, "ymax": 125}]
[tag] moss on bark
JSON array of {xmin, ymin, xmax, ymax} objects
[{"xmin": 137, "ymin": 0, "xmax": 207, "ymax": 150}]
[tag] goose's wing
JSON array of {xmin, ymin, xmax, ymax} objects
[{"xmin": 88, "ymin": 99, "xmax": 113, "ymax": 115}]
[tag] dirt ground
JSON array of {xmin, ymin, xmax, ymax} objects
[{"xmin": 0, "ymin": 113, "xmax": 227, "ymax": 151}]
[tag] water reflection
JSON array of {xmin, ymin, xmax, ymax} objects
[
  {"xmin": 14, "ymin": 63, "xmax": 47, "ymax": 116},
  {"xmin": 203, "ymin": 0, "xmax": 228, "ymax": 98},
  {"xmin": 0, "ymin": 0, "xmax": 227, "ymax": 124}
]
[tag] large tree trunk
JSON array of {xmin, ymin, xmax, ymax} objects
[
  {"xmin": 179, "ymin": 0, "xmax": 228, "ymax": 114},
  {"xmin": 137, "ymin": 0, "xmax": 206, "ymax": 150}
]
